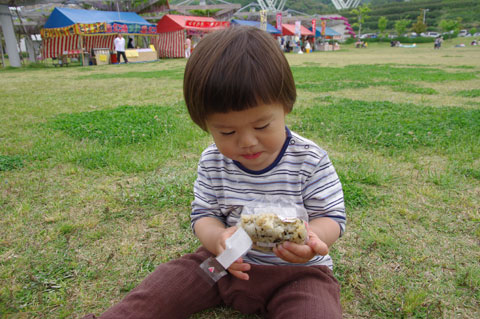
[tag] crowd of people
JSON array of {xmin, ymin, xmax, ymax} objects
[
  {"xmin": 356, "ymin": 40, "xmax": 368, "ymax": 48},
  {"xmin": 280, "ymin": 36, "xmax": 339, "ymax": 53},
  {"xmin": 280, "ymin": 36, "xmax": 315, "ymax": 53}
]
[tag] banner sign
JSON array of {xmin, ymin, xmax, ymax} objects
[
  {"xmin": 260, "ymin": 10, "xmax": 267, "ymax": 31},
  {"xmin": 295, "ymin": 21, "xmax": 301, "ymax": 37},
  {"xmin": 41, "ymin": 22, "xmax": 156, "ymax": 38},
  {"xmin": 41, "ymin": 24, "xmax": 82, "ymax": 38},
  {"xmin": 276, "ymin": 12, "xmax": 282, "ymax": 33},
  {"xmin": 185, "ymin": 20, "xmax": 230, "ymax": 29},
  {"xmin": 106, "ymin": 23, "xmax": 157, "ymax": 34},
  {"xmin": 312, "ymin": 19, "xmax": 316, "ymax": 38},
  {"xmin": 77, "ymin": 23, "xmax": 107, "ymax": 34},
  {"xmin": 321, "ymin": 20, "xmax": 326, "ymax": 36}
]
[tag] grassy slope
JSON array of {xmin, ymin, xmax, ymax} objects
[{"xmin": 0, "ymin": 40, "xmax": 479, "ymax": 318}]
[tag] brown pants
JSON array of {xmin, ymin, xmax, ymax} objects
[{"xmin": 83, "ymin": 247, "xmax": 342, "ymax": 319}]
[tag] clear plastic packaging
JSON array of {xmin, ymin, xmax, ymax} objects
[{"xmin": 238, "ymin": 198, "xmax": 309, "ymax": 252}]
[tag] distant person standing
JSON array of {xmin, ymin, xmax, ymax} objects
[
  {"xmin": 127, "ymin": 37, "xmax": 134, "ymax": 49},
  {"xmin": 185, "ymin": 35, "xmax": 192, "ymax": 58},
  {"xmin": 434, "ymin": 36, "xmax": 443, "ymax": 50},
  {"xmin": 114, "ymin": 33, "xmax": 128, "ymax": 63}
]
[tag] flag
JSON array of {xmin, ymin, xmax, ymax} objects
[
  {"xmin": 276, "ymin": 12, "xmax": 282, "ymax": 33},
  {"xmin": 295, "ymin": 21, "xmax": 301, "ymax": 37},
  {"xmin": 312, "ymin": 19, "xmax": 316, "ymax": 38}
]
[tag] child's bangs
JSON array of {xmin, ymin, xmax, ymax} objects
[{"xmin": 204, "ymin": 59, "xmax": 282, "ymax": 113}]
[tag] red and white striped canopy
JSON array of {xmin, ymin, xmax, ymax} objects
[
  {"xmin": 42, "ymin": 34, "xmax": 118, "ymax": 59},
  {"xmin": 154, "ymin": 30, "xmax": 184, "ymax": 58}
]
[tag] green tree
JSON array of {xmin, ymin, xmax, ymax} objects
[
  {"xmin": 469, "ymin": 27, "xmax": 477, "ymax": 35},
  {"xmin": 439, "ymin": 18, "xmax": 462, "ymax": 36},
  {"xmin": 411, "ymin": 14, "xmax": 427, "ymax": 35},
  {"xmin": 395, "ymin": 19, "xmax": 411, "ymax": 37},
  {"xmin": 378, "ymin": 16, "xmax": 388, "ymax": 36},
  {"xmin": 351, "ymin": 5, "xmax": 371, "ymax": 38}
]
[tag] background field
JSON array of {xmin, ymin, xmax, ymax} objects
[{"xmin": 1, "ymin": 39, "xmax": 479, "ymax": 318}]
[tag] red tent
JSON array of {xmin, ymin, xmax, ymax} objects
[
  {"xmin": 281, "ymin": 23, "xmax": 314, "ymax": 36},
  {"xmin": 157, "ymin": 14, "xmax": 229, "ymax": 33},
  {"xmin": 155, "ymin": 14, "xmax": 229, "ymax": 58}
]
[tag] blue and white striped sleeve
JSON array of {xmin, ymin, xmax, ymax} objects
[
  {"xmin": 302, "ymin": 154, "xmax": 346, "ymax": 236},
  {"xmin": 190, "ymin": 162, "xmax": 227, "ymax": 232}
]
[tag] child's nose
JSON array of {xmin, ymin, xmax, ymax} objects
[{"xmin": 238, "ymin": 131, "xmax": 257, "ymax": 148}]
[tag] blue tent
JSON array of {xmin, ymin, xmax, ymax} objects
[
  {"xmin": 44, "ymin": 7, "xmax": 153, "ymax": 29},
  {"xmin": 231, "ymin": 19, "xmax": 281, "ymax": 35},
  {"xmin": 310, "ymin": 27, "xmax": 342, "ymax": 38}
]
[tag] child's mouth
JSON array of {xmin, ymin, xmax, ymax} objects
[{"xmin": 242, "ymin": 152, "xmax": 262, "ymax": 160}]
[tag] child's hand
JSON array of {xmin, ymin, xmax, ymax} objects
[
  {"xmin": 273, "ymin": 226, "xmax": 329, "ymax": 264},
  {"xmin": 228, "ymin": 257, "xmax": 251, "ymax": 281},
  {"xmin": 217, "ymin": 226, "xmax": 251, "ymax": 280}
]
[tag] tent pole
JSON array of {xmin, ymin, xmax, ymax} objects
[
  {"xmin": 0, "ymin": 33, "xmax": 5, "ymax": 67},
  {"xmin": 80, "ymin": 34, "xmax": 85, "ymax": 66}
]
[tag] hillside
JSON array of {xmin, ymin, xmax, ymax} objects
[{"xmin": 340, "ymin": 0, "xmax": 480, "ymax": 32}]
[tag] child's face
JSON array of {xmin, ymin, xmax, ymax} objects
[{"xmin": 206, "ymin": 103, "xmax": 287, "ymax": 171}]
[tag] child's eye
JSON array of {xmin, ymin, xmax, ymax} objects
[
  {"xmin": 255, "ymin": 123, "xmax": 270, "ymax": 130},
  {"xmin": 221, "ymin": 131, "xmax": 235, "ymax": 136}
]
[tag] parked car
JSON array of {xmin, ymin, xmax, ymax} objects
[
  {"xmin": 474, "ymin": 32, "xmax": 480, "ymax": 37},
  {"xmin": 424, "ymin": 32, "xmax": 440, "ymax": 37},
  {"xmin": 359, "ymin": 33, "xmax": 377, "ymax": 39},
  {"xmin": 459, "ymin": 30, "xmax": 470, "ymax": 37}
]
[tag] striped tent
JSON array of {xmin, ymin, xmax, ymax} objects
[
  {"xmin": 155, "ymin": 15, "xmax": 229, "ymax": 58},
  {"xmin": 281, "ymin": 23, "xmax": 314, "ymax": 36},
  {"xmin": 41, "ymin": 7, "xmax": 157, "ymax": 59},
  {"xmin": 154, "ymin": 30, "xmax": 184, "ymax": 58},
  {"xmin": 42, "ymin": 34, "xmax": 117, "ymax": 59}
]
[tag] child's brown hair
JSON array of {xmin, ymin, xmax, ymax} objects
[{"xmin": 183, "ymin": 26, "xmax": 296, "ymax": 131}]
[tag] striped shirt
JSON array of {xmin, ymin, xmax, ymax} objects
[{"xmin": 191, "ymin": 128, "xmax": 346, "ymax": 269}]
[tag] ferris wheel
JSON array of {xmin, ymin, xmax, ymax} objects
[
  {"xmin": 253, "ymin": 0, "xmax": 362, "ymax": 12},
  {"xmin": 255, "ymin": 0, "xmax": 288, "ymax": 11},
  {"xmin": 331, "ymin": 0, "xmax": 362, "ymax": 10}
]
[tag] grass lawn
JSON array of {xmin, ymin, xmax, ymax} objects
[{"xmin": 1, "ymin": 39, "xmax": 479, "ymax": 318}]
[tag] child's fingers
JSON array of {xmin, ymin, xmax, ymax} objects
[
  {"xmin": 308, "ymin": 236, "xmax": 329, "ymax": 256},
  {"xmin": 229, "ymin": 269, "xmax": 250, "ymax": 281},
  {"xmin": 273, "ymin": 243, "xmax": 312, "ymax": 263},
  {"xmin": 229, "ymin": 260, "xmax": 250, "ymax": 272},
  {"xmin": 228, "ymin": 260, "xmax": 251, "ymax": 280},
  {"xmin": 306, "ymin": 228, "xmax": 329, "ymax": 256}
]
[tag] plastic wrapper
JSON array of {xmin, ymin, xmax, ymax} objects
[
  {"xmin": 238, "ymin": 199, "xmax": 308, "ymax": 252},
  {"xmin": 198, "ymin": 227, "xmax": 252, "ymax": 285}
]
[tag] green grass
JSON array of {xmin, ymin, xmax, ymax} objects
[
  {"xmin": 1, "ymin": 42, "xmax": 479, "ymax": 318},
  {"xmin": 293, "ymin": 64, "xmax": 476, "ymax": 95},
  {"xmin": 80, "ymin": 68, "xmax": 184, "ymax": 80},
  {"xmin": 50, "ymin": 104, "xmax": 195, "ymax": 146},
  {"xmin": 0, "ymin": 155, "xmax": 23, "ymax": 171},
  {"xmin": 455, "ymin": 89, "xmax": 480, "ymax": 98},
  {"xmin": 40, "ymin": 104, "xmax": 208, "ymax": 172},
  {"xmin": 291, "ymin": 98, "xmax": 480, "ymax": 154}
]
